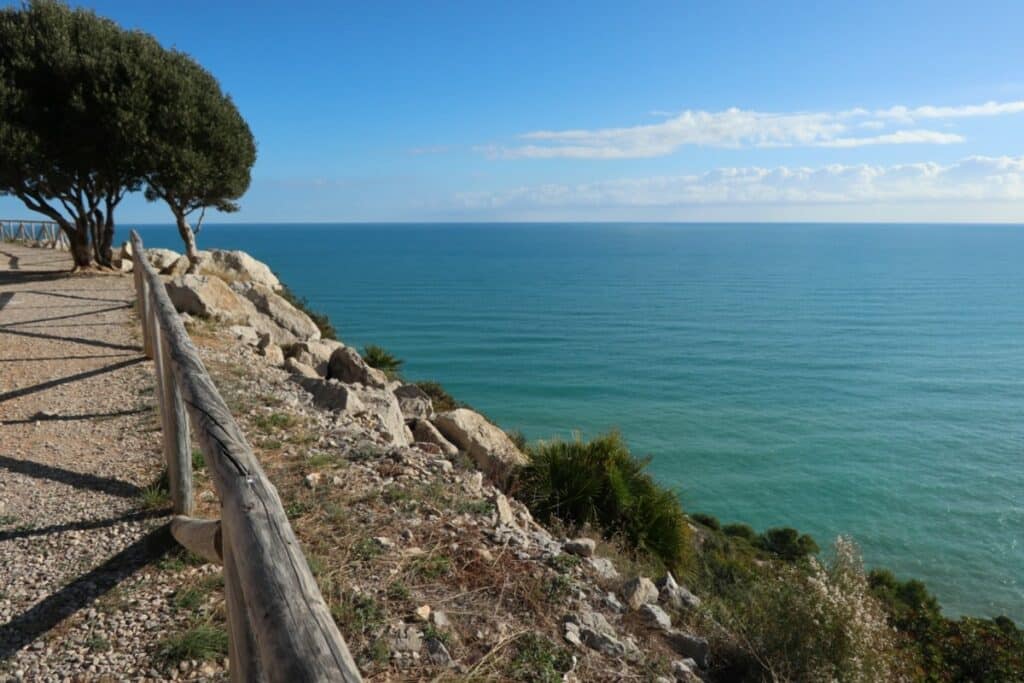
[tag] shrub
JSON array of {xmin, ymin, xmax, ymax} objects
[
  {"xmin": 361, "ymin": 344, "xmax": 403, "ymax": 378},
  {"xmin": 757, "ymin": 526, "xmax": 819, "ymax": 561},
  {"xmin": 517, "ymin": 431, "xmax": 691, "ymax": 571},
  {"xmin": 723, "ymin": 523, "xmax": 758, "ymax": 543},
  {"xmin": 692, "ymin": 513, "xmax": 721, "ymax": 530},
  {"xmin": 413, "ymin": 380, "xmax": 461, "ymax": 412},
  {"xmin": 279, "ymin": 284, "xmax": 337, "ymax": 340},
  {"xmin": 709, "ymin": 537, "xmax": 900, "ymax": 682}
]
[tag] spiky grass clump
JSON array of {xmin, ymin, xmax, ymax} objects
[
  {"xmin": 517, "ymin": 431, "xmax": 691, "ymax": 572},
  {"xmin": 361, "ymin": 344, "xmax": 403, "ymax": 378}
]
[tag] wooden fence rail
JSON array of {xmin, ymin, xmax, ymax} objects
[
  {"xmin": 0, "ymin": 219, "xmax": 69, "ymax": 249},
  {"xmin": 130, "ymin": 230, "xmax": 362, "ymax": 682}
]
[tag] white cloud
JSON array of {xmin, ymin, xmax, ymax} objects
[
  {"xmin": 482, "ymin": 100, "xmax": 1024, "ymax": 159},
  {"xmin": 456, "ymin": 156, "xmax": 1024, "ymax": 208}
]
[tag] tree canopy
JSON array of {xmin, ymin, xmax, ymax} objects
[{"xmin": 0, "ymin": 0, "xmax": 255, "ymax": 269}]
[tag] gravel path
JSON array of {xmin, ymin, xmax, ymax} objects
[{"xmin": 0, "ymin": 243, "xmax": 224, "ymax": 682}]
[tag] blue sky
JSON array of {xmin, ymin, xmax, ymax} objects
[{"xmin": 4, "ymin": 0, "xmax": 1024, "ymax": 222}]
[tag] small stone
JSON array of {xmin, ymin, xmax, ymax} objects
[
  {"xmin": 563, "ymin": 538, "xmax": 596, "ymax": 557},
  {"xmin": 494, "ymin": 493, "xmax": 516, "ymax": 527},
  {"xmin": 430, "ymin": 610, "xmax": 450, "ymax": 629},
  {"xmin": 425, "ymin": 637, "xmax": 453, "ymax": 666},
  {"xmin": 388, "ymin": 624, "xmax": 422, "ymax": 653},
  {"xmin": 621, "ymin": 576, "xmax": 659, "ymax": 610},
  {"xmin": 304, "ymin": 472, "xmax": 322, "ymax": 489},
  {"xmin": 413, "ymin": 604, "xmax": 431, "ymax": 622},
  {"xmin": 373, "ymin": 536, "xmax": 395, "ymax": 550},
  {"xmin": 665, "ymin": 631, "xmax": 709, "ymax": 669},
  {"xmin": 588, "ymin": 557, "xmax": 619, "ymax": 580},
  {"xmin": 658, "ymin": 572, "xmax": 702, "ymax": 610}
]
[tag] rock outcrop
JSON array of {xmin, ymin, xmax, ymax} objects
[
  {"xmin": 431, "ymin": 408, "xmax": 528, "ymax": 484},
  {"xmin": 326, "ymin": 346, "xmax": 387, "ymax": 388},
  {"xmin": 289, "ymin": 339, "xmax": 344, "ymax": 375},
  {"xmin": 232, "ymin": 282, "xmax": 320, "ymax": 344},
  {"xmin": 410, "ymin": 419, "xmax": 459, "ymax": 456},
  {"xmin": 194, "ymin": 249, "xmax": 282, "ymax": 291},
  {"xmin": 393, "ymin": 384, "xmax": 434, "ymax": 422},
  {"xmin": 165, "ymin": 275, "xmax": 254, "ymax": 323}
]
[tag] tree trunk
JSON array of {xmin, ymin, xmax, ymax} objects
[
  {"xmin": 65, "ymin": 222, "xmax": 92, "ymax": 270},
  {"xmin": 175, "ymin": 213, "xmax": 200, "ymax": 272},
  {"xmin": 96, "ymin": 211, "xmax": 115, "ymax": 268}
]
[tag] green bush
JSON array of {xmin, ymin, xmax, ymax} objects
[
  {"xmin": 413, "ymin": 380, "xmax": 461, "ymax": 412},
  {"xmin": 722, "ymin": 523, "xmax": 758, "ymax": 543},
  {"xmin": 279, "ymin": 285, "xmax": 337, "ymax": 340},
  {"xmin": 757, "ymin": 526, "xmax": 819, "ymax": 561},
  {"xmin": 361, "ymin": 344, "xmax": 403, "ymax": 378},
  {"xmin": 517, "ymin": 431, "xmax": 691, "ymax": 571},
  {"xmin": 692, "ymin": 513, "xmax": 721, "ymax": 530}
]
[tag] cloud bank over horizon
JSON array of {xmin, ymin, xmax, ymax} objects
[
  {"xmin": 478, "ymin": 100, "xmax": 1024, "ymax": 160},
  {"xmin": 456, "ymin": 155, "xmax": 1024, "ymax": 210}
]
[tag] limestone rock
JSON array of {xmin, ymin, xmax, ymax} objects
[
  {"xmin": 165, "ymin": 274, "xmax": 254, "ymax": 323},
  {"xmin": 588, "ymin": 557, "xmax": 620, "ymax": 581},
  {"xmin": 260, "ymin": 342, "xmax": 284, "ymax": 366},
  {"xmin": 289, "ymin": 339, "xmax": 344, "ymax": 375},
  {"xmin": 304, "ymin": 472, "xmax": 322, "ymax": 489},
  {"xmin": 563, "ymin": 538, "xmax": 596, "ymax": 558},
  {"xmin": 410, "ymin": 419, "xmax": 459, "ymax": 457},
  {"xmin": 413, "ymin": 605, "xmax": 431, "ymax": 622},
  {"xmin": 146, "ymin": 248, "xmax": 182, "ymax": 273},
  {"xmin": 233, "ymin": 282, "xmax": 320, "ymax": 343},
  {"xmin": 393, "ymin": 383, "xmax": 434, "ymax": 422},
  {"xmin": 494, "ymin": 493, "xmax": 516, "ymax": 526},
  {"xmin": 665, "ymin": 632, "xmax": 709, "ymax": 669},
  {"xmin": 425, "ymin": 638, "xmax": 453, "ymax": 667},
  {"xmin": 658, "ymin": 572, "xmax": 702, "ymax": 610},
  {"xmin": 621, "ymin": 576, "xmax": 659, "ymax": 610},
  {"xmin": 672, "ymin": 659, "xmax": 701, "ymax": 682},
  {"xmin": 228, "ymin": 325, "xmax": 259, "ymax": 346},
  {"xmin": 639, "ymin": 603, "xmax": 672, "ymax": 632},
  {"xmin": 388, "ymin": 624, "xmax": 422, "ymax": 654},
  {"xmin": 348, "ymin": 384, "xmax": 410, "ymax": 446},
  {"xmin": 194, "ymin": 249, "xmax": 282, "ymax": 291},
  {"xmin": 296, "ymin": 377, "xmax": 365, "ymax": 413},
  {"xmin": 326, "ymin": 346, "xmax": 387, "ymax": 388},
  {"xmin": 431, "ymin": 409, "xmax": 528, "ymax": 485},
  {"xmin": 284, "ymin": 357, "xmax": 320, "ymax": 379}
]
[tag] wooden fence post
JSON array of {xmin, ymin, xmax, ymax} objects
[
  {"xmin": 223, "ymin": 532, "xmax": 264, "ymax": 682},
  {"xmin": 160, "ymin": 332, "xmax": 194, "ymax": 515}
]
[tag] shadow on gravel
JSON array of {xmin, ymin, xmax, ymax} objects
[
  {"xmin": 0, "ymin": 455, "xmax": 143, "ymax": 498},
  {"xmin": 19, "ymin": 289, "xmax": 128, "ymax": 305},
  {"xmin": 1, "ymin": 303, "xmax": 131, "ymax": 328},
  {"xmin": 0, "ymin": 508, "xmax": 166, "ymax": 543},
  {"xmin": 0, "ymin": 353, "xmax": 135, "ymax": 363},
  {"xmin": 0, "ymin": 270, "xmax": 68, "ymax": 286},
  {"xmin": 0, "ymin": 525, "xmax": 173, "ymax": 661},
  {"xmin": 0, "ymin": 356, "xmax": 144, "ymax": 404},
  {"xmin": 0, "ymin": 407, "xmax": 146, "ymax": 426},
  {"xmin": 0, "ymin": 325, "xmax": 141, "ymax": 353}
]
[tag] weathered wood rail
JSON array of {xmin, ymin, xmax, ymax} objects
[
  {"xmin": 130, "ymin": 231, "xmax": 362, "ymax": 682},
  {"xmin": 0, "ymin": 219, "xmax": 68, "ymax": 249}
]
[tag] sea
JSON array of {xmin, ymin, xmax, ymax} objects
[{"xmin": 132, "ymin": 222, "xmax": 1024, "ymax": 621}]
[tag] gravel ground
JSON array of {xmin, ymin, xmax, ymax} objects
[{"xmin": 0, "ymin": 243, "xmax": 226, "ymax": 682}]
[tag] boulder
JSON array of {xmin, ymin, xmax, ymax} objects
[
  {"xmin": 672, "ymin": 660, "xmax": 702, "ymax": 683},
  {"xmin": 165, "ymin": 275, "xmax": 255, "ymax": 323},
  {"xmin": 165, "ymin": 255, "xmax": 191, "ymax": 276},
  {"xmin": 349, "ymin": 384, "xmax": 410, "ymax": 446},
  {"xmin": 146, "ymin": 248, "xmax": 182, "ymax": 273},
  {"xmin": 588, "ymin": 557, "xmax": 620, "ymax": 581},
  {"xmin": 639, "ymin": 603, "xmax": 672, "ymax": 632},
  {"xmin": 296, "ymin": 377, "xmax": 365, "ymax": 414},
  {"xmin": 233, "ymin": 282, "xmax": 320, "ymax": 342},
  {"xmin": 410, "ymin": 419, "xmax": 458, "ymax": 457},
  {"xmin": 284, "ymin": 357, "xmax": 320, "ymax": 379},
  {"xmin": 120, "ymin": 240, "xmax": 133, "ymax": 260},
  {"xmin": 289, "ymin": 339, "xmax": 344, "ymax": 375},
  {"xmin": 621, "ymin": 576, "xmax": 659, "ymax": 610},
  {"xmin": 431, "ymin": 409, "xmax": 528, "ymax": 485},
  {"xmin": 326, "ymin": 346, "xmax": 387, "ymax": 388},
  {"xmin": 494, "ymin": 493, "xmax": 516, "ymax": 526},
  {"xmin": 393, "ymin": 384, "xmax": 434, "ymax": 422},
  {"xmin": 228, "ymin": 325, "xmax": 260, "ymax": 346},
  {"xmin": 658, "ymin": 572, "xmax": 702, "ymax": 610},
  {"xmin": 665, "ymin": 632, "xmax": 709, "ymax": 669},
  {"xmin": 563, "ymin": 538, "xmax": 596, "ymax": 558},
  {"xmin": 194, "ymin": 249, "xmax": 282, "ymax": 291},
  {"xmin": 260, "ymin": 342, "xmax": 284, "ymax": 365}
]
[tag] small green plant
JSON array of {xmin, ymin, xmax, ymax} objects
[
  {"xmin": 361, "ymin": 344, "xmax": 403, "ymax": 378},
  {"xmin": 253, "ymin": 412, "xmax": 296, "ymax": 432},
  {"xmin": 138, "ymin": 473, "xmax": 170, "ymax": 510},
  {"xmin": 306, "ymin": 452, "xmax": 335, "ymax": 469},
  {"xmin": 330, "ymin": 593, "xmax": 384, "ymax": 637},
  {"xmin": 507, "ymin": 633, "xmax": 573, "ymax": 683},
  {"xmin": 385, "ymin": 581, "xmax": 410, "ymax": 602},
  {"xmin": 156, "ymin": 624, "xmax": 229, "ymax": 664},
  {"xmin": 191, "ymin": 449, "xmax": 205, "ymax": 471},
  {"xmin": 723, "ymin": 523, "xmax": 758, "ymax": 542},
  {"xmin": 352, "ymin": 538, "xmax": 382, "ymax": 561},
  {"xmin": 0, "ymin": 514, "xmax": 17, "ymax": 526},
  {"xmin": 172, "ymin": 587, "xmax": 204, "ymax": 611},
  {"xmin": 85, "ymin": 635, "xmax": 110, "ymax": 652},
  {"xmin": 409, "ymin": 554, "xmax": 451, "ymax": 581}
]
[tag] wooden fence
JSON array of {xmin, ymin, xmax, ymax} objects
[
  {"xmin": 0, "ymin": 219, "xmax": 68, "ymax": 248},
  {"xmin": 130, "ymin": 230, "xmax": 362, "ymax": 682}
]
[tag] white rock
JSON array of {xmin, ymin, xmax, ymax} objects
[
  {"xmin": 621, "ymin": 576, "xmax": 659, "ymax": 610},
  {"xmin": 432, "ymin": 409, "xmax": 528, "ymax": 485},
  {"xmin": 563, "ymin": 538, "xmax": 596, "ymax": 557}
]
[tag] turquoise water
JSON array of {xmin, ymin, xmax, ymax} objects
[{"xmin": 133, "ymin": 223, "xmax": 1024, "ymax": 621}]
